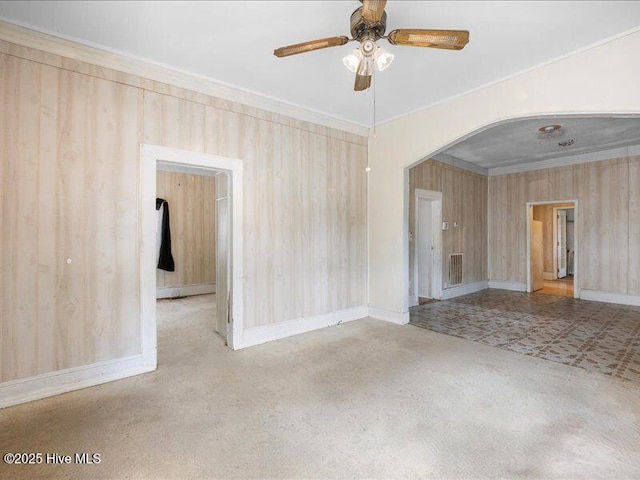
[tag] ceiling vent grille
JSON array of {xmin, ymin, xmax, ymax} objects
[{"xmin": 449, "ymin": 253, "xmax": 463, "ymax": 287}]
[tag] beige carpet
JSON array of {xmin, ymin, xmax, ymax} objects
[{"xmin": 1, "ymin": 294, "xmax": 639, "ymax": 479}]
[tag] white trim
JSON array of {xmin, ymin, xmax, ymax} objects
[
  {"xmin": 0, "ymin": 355, "xmax": 153, "ymax": 409},
  {"xmin": 239, "ymin": 306, "xmax": 368, "ymax": 349},
  {"xmin": 488, "ymin": 281, "xmax": 527, "ymax": 292},
  {"xmin": 526, "ymin": 200, "xmax": 579, "ymax": 298},
  {"xmin": 141, "ymin": 145, "xmax": 244, "ymax": 352},
  {"xmin": 580, "ymin": 290, "xmax": 640, "ymax": 307},
  {"xmin": 413, "ymin": 189, "xmax": 443, "ymax": 305},
  {"xmin": 489, "ymin": 144, "xmax": 640, "ymax": 176},
  {"xmin": 0, "ymin": 19, "xmax": 368, "ymax": 137},
  {"xmin": 543, "ymin": 272, "xmax": 555, "ymax": 281},
  {"xmin": 441, "ymin": 281, "xmax": 488, "ymax": 300},
  {"xmin": 157, "ymin": 162, "xmax": 220, "ymax": 177},
  {"xmin": 368, "ymin": 306, "xmax": 410, "ymax": 325},
  {"xmin": 156, "ymin": 283, "xmax": 216, "ymax": 299}
]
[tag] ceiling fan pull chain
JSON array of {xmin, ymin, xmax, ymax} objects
[{"xmin": 373, "ymin": 70, "xmax": 377, "ymax": 139}]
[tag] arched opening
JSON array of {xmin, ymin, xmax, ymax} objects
[{"xmin": 404, "ymin": 113, "xmax": 640, "ymax": 310}]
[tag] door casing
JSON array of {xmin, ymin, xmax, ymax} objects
[
  {"xmin": 526, "ymin": 200, "xmax": 579, "ymax": 298},
  {"xmin": 412, "ymin": 189, "xmax": 443, "ymax": 306}
]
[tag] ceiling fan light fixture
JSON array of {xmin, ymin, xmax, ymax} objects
[
  {"xmin": 375, "ymin": 48, "xmax": 394, "ymax": 71},
  {"xmin": 343, "ymin": 50, "xmax": 362, "ymax": 73},
  {"xmin": 537, "ymin": 124, "xmax": 564, "ymax": 139},
  {"xmin": 357, "ymin": 56, "xmax": 374, "ymax": 76},
  {"xmin": 274, "ymin": 0, "xmax": 470, "ymax": 91}
]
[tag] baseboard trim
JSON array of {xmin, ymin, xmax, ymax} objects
[
  {"xmin": 580, "ymin": 290, "xmax": 640, "ymax": 307},
  {"xmin": 441, "ymin": 281, "xmax": 488, "ymax": 300},
  {"xmin": 488, "ymin": 280, "xmax": 527, "ymax": 292},
  {"xmin": 240, "ymin": 305, "xmax": 368, "ymax": 349},
  {"xmin": 0, "ymin": 354, "xmax": 156, "ymax": 409},
  {"xmin": 368, "ymin": 306, "xmax": 410, "ymax": 325},
  {"xmin": 156, "ymin": 283, "xmax": 216, "ymax": 299},
  {"xmin": 543, "ymin": 272, "xmax": 555, "ymax": 280}
]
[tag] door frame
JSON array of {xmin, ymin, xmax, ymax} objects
[
  {"xmin": 526, "ymin": 200, "xmax": 579, "ymax": 298},
  {"xmin": 413, "ymin": 189, "xmax": 443, "ymax": 306},
  {"xmin": 140, "ymin": 144, "xmax": 244, "ymax": 369},
  {"xmin": 553, "ymin": 206, "xmax": 573, "ymax": 280}
]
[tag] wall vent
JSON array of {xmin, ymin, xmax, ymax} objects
[{"xmin": 449, "ymin": 253, "xmax": 463, "ymax": 287}]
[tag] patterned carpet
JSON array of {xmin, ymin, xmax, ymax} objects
[{"xmin": 410, "ymin": 289, "xmax": 640, "ymax": 383}]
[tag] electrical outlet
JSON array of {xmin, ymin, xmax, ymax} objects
[{"xmin": 442, "ymin": 222, "xmax": 449, "ymax": 231}]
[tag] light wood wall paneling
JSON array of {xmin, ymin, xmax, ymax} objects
[
  {"xmin": 143, "ymin": 91, "xmax": 367, "ymax": 329},
  {"xmin": 489, "ymin": 156, "xmax": 637, "ymax": 295},
  {"xmin": 1, "ymin": 55, "xmax": 142, "ymax": 382},
  {"xmin": 0, "ymin": 38, "xmax": 369, "ymax": 148},
  {"xmin": 409, "ymin": 159, "xmax": 488, "ymax": 296},
  {"xmin": 156, "ymin": 171, "xmax": 216, "ymax": 289},
  {"xmin": 2, "ymin": 45, "xmax": 367, "ymax": 384}
]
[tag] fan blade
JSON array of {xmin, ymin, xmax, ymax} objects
[
  {"xmin": 362, "ymin": 0, "xmax": 387, "ymax": 23},
  {"xmin": 354, "ymin": 73, "xmax": 371, "ymax": 92},
  {"xmin": 274, "ymin": 36, "xmax": 349, "ymax": 57},
  {"xmin": 387, "ymin": 29, "xmax": 469, "ymax": 50}
]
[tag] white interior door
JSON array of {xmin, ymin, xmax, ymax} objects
[
  {"xmin": 531, "ymin": 220, "xmax": 544, "ymax": 291},
  {"xmin": 417, "ymin": 198, "xmax": 433, "ymax": 298},
  {"xmin": 215, "ymin": 173, "xmax": 231, "ymax": 343},
  {"xmin": 557, "ymin": 209, "xmax": 567, "ymax": 279}
]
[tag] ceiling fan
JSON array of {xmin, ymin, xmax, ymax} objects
[{"xmin": 273, "ymin": 0, "xmax": 470, "ymax": 92}]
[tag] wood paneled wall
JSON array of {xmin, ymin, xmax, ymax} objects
[
  {"xmin": 409, "ymin": 160, "xmax": 488, "ymax": 295},
  {"xmin": 489, "ymin": 156, "xmax": 640, "ymax": 295},
  {"xmin": 1, "ymin": 54, "xmax": 143, "ymax": 382},
  {"xmin": 0, "ymin": 40, "xmax": 367, "ymax": 383},
  {"xmin": 156, "ymin": 171, "xmax": 216, "ymax": 289}
]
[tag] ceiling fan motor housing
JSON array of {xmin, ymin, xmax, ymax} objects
[{"xmin": 350, "ymin": 7, "xmax": 387, "ymax": 42}]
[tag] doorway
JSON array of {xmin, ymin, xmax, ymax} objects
[
  {"xmin": 527, "ymin": 201, "xmax": 578, "ymax": 298},
  {"xmin": 413, "ymin": 189, "xmax": 443, "ymax": 305},
  {"xmin": 140, "ymin": 145, "xmax": 244, "ymax": 372}
]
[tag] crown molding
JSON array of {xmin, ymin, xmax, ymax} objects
[
  {"xmin": 488, "ymin": 144, "xmax": 640, "ymax": 176},
  {"xmin": 0, "ymin": 19, "xmax": 369, "ymax": 137},
  {"xmin": 431, "ymin": 152, "xmax": 489, "ymax": 177}
]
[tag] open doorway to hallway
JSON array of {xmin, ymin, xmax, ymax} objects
[
  {"xmin": 140, "ymin": 144, "xmax": 244, "ymax": 369},
  {"xmin": 155, "ymin": 165, "xmax": 232, "ymax": 366},
  {"xmin": 528, "ymin": 201, "xmax": 578, "ymax": 298}
]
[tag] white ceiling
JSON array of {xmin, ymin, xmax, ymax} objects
[
  {"xmin": 443, "ymin": 116, "xmax": 640, "ymax": 170},
  {"xmin": 0, "ymin": 1, "xmax": 639, "ymax": 127}
]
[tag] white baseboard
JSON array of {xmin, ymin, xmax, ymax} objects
[
  {"xmin": 368, "ymin": 306, "xmax": 410, "ymax": 325},
  {"xmin": 239, "ymin": 305, "xmax": 368, "ymax": 349},
  {"xmin": 156, "ymin": 283, "xmax": 216, "ymax": 299},
  {"xmin": 441, "ymin": 280, "xmax": 488, "ymax": 300},
  {"xmin": 488, "ymin": 280, "xmax": 527, "ymax": 292},
  {"xmin": 0, "ymin": 354, "xmax": 156, "ymax": 409},
  {"xmin": 543, "ymin": 272, "xmax": 555, "ymax": 280},
  {"xmin": 580, "ymin": 290, "xmax": 640, "ymax": 307}
]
